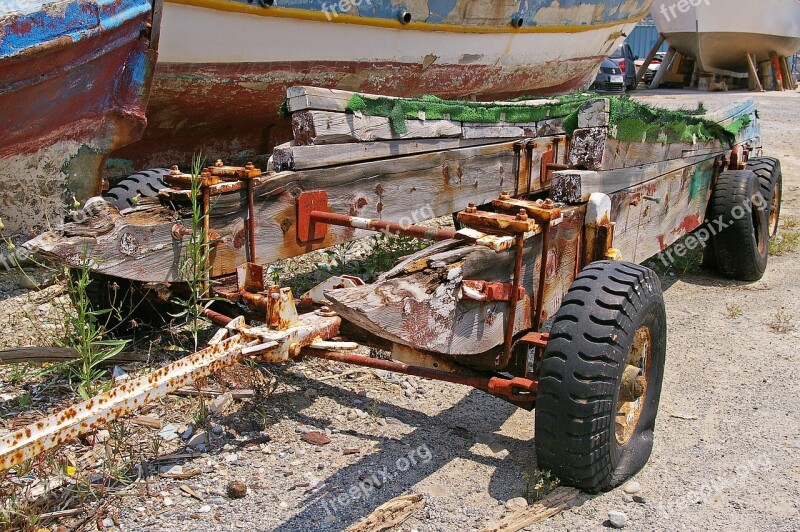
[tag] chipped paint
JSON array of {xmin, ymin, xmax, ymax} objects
[{"xmin": 0, "ymin": 0, "xmax": 157, "ymax": 235}]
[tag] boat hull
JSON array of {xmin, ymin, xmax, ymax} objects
[
  {"xmin": 0, "ymin": 0, "xmax": 157, "ymax": 235},
  {"xmin": 652, "ymin": 0, "xmax": 800, "ymax": 73},
  {"xmin": 109, "ymin": 0, "xmax": 652, "ymax": 174}
]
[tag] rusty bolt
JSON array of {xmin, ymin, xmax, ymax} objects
[
  {"xmin": 466, "ymin": 203, "xmax": 477, "ymax": 214},
  {"xmin": 516, "ymin": 209, "xmax": 529, "ymax": 221},
  {"xmin": 499, "ymin": 191, "xmax": 511, "ymax": 201},
  {"xmin": 170, "ymin": 165, "xmax": 181, "ymax": 176},
  {"xmin": 171, "ymin": 223, "xmax": 192, "ymax": 240}
]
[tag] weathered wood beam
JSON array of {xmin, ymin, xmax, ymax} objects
[
  {"xmin": 650, "ymin": 46, "xmax": 676, "ymax": 90},
  {"xmin": 292, "ymin": 110, "xmax": 462, "ymax": 145},
  {"xmin": 272, "ymin": 138, "xmax": 502, "ymax": 171},
  {"xmin": 31, "ymin": 141, "xmax": 554, "ymax": 283},
  {"xmin": 746, "ymin": 53, "xmax": 764, "ymax": 92}
]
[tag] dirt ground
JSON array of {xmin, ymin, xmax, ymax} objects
[{"xmin": 1, "ymin": 89, "xmax": 799, "ymax": 531}]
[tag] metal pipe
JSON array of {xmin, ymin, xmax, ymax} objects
[
  {"xmin": 502, "ymin": 233, "xmax": 526, "ymax": 366},
  {"xmin": 201, "ymin": 308, "xmax": 234, "ymax": 327},
  {"xmin": 310, "ymin": 211, "xmax": 457, "ymax": 241},
  {"xmin": 303, "ymin": 349, "xmax": 536, "ymax": 402}
]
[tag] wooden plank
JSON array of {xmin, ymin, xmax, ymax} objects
[
  {"xmin": 286, "ymin": 86, "xmax": 561, "ymax": 114},
  {"xmin": 272, "ymin": 138, "xmax": 502, "ymax": 171},
  {"xmin": 480, "ymin": 487, "xmax": 580, "ymax": 532},
  {"xmin": 292, "ymin": 110, "xmax": 462, "ymax": 145},
  {"xmin": 636, "ymin": 34, "xmax": 666, "ymax": 86},
  {"xmin": 347, "ymin": 494, "xmax": 424, "ymax": 532},
  {"xmin": 746, "ymin": 53, "xmax": 764, "ymax": 92},
  {"xmin": 701, "ymin": 98, "xmax": 756, "ymax": 125},
  {"xmin": 325, "ymin": 209, "xmax": 584, "ymax": 358},
  {"xmin": 462, "ymin": 123, "xmax": 538, "ymax": 139},
  {"xmin": 650, "ymin": 46, "xmax": 676, "ymax": 90}
]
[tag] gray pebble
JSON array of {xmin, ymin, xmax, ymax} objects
[{"xmin": 608, "ymin": 510, "xmax": 627, "ymax": 528}]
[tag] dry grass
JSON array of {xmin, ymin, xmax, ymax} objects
[
  {"xmin": 769, "ymin": 217, "xmax": 800, "ymax": 256},
  {"xmin": 769, "ymin": 309, "xmax": 795, "ymax": 334},
  {"xmin": 725, "ymin": 302, "xmax": 743, "ymax": 319}
]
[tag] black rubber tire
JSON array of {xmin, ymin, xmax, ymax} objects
[
  {"xmin": 709, "ymin": 170, "xmax": 769, "ymax": 282},
  {"xmin": 104, "ymin": 168, "xmax": 170, "ymax": 210},
  {"xmin": 747, "ymin": 157, "xmax": 782, "ymax": 237},
  {"xmin": 535, "ymin": 261, "xmax": 667, "ymax": 493}
]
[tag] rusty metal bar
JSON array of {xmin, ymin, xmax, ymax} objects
[
  {"xmin": 533, "ymin": 221, "xmax": 552, "ymax": 331},
  {"xmin": 0, "ymin": 335, "xmax": 252, "ymax": 472},
  {"xmin": 303, "ymin": 349, "xmax": 537, "ymax": 403},
  {"xmin": 309, "ymin": 211, "xmax": 457, "ymax": 242},
  {"xmin": 246, "ymin": 175, "xmax": 257, "ymax": 262},
  {"xmin": 502, "ymin": 233, "xmax": 526, "ymax": 366},
  {"xmin": 200, "ymin": 308, "xmax": 234, "ymax": 327}
]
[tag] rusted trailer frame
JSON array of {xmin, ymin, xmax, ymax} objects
[{"xmin": 7, "ymin": 94, "xmax": 780, "ymax": 494}]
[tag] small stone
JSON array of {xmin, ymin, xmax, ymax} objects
[
  {"xmin": 404, "ymin": 388, "xmax": 415, "ymax": 398},
  {"xmin": 346, "ymin": 410, "xmax": 359, "ymax": 421},
  {"xmin": 622, "ymin": 481, "xmax": 641, "ymax": 495},
  {"xmin": 607, "ymin": 510, "xmax": 627, "ymax": 528},
  {"xmin": 94, "ymin": 429, "xmax": 110, "ymax": 443},
  {"xmin": 102, "ymin": 518, "xmax": 115, "ymax": 528},
  {"xmin": 223, "ymin": 452, "xmax": 238, "ymax": 463},
  {"xmin": 159, "ymin": 464, "xmax": 183, "ymax": 475},
  {"xmin": 504, "ymin": 497, "xmax": 528, "ymax": 512},
  {"xmin": 187, "ymin": 430, "xmax": 209, "ymax": 448},
  {"xmin": 209, "ymin": 392, "xmax": 234, "ymax": 414},
  {"xmin": 226, "ymin": 480, "xmax": 247, "ymax": 499},
  {"xmin": 158, "ymin": 423, "xmax": 180, "ymax": 441},
  {"xmin": 300, "ymin": 431, "xmax": 331, "ymax": 446},
  {"xmin": 212, "ymin": 425, "xmax": 223, "ymax": 435},
  {"xmin": 163, "ymin": 497, "xmax": 174, "ymax": 507},
  {"xmin": 303, "ymin": 388, "xmax": 317, "ymax": 399},
  {"xmin": 622, "ymin": 494, "xmax": 634, "ymax": 503},
  {"xmin": 195, "ymin": 444, "xmax": 209, "ymax": 453},
  {"xmin": 324, "ymin": 515, "xmax": 336, "ymax": 524},
  {"xmin": 279, "ymin": 501, "xmax": 288, "ymax": 509},
  {"xmin": 182, "ymin": 425, "xmax": 195, "ymax": 440},
  {"xmin": 197, "ymin": 505, "xmax": 211, "ymax": 513}
]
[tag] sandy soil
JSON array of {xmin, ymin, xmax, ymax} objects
[{"xmin": 1, "ymin": 89, "xmax": 798, "ymax": 531}]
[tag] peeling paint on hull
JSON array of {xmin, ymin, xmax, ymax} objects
[
  {"xmin": 0, "ymin": 0, "xmax": 157, "ymax": 235},
  {"xmin": 111, "ymin": 0, "xmax": 652, "ymax": 173}
]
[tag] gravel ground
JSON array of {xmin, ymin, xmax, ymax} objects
[{"xmin": 1, "ymin": 89, "xmax": 799, "ymax": 531}]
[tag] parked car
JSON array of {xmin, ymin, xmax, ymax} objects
[
  {"xmin": 609, "ymin": 43, "xmax": 638, "ymax": 91},
  {"xmin": 635, "ymin": 52, "xmax": 667, "ymax": 86},
  {"xmin": 591, "ymin": 59, "xmax": 626, "ymax": 92}
]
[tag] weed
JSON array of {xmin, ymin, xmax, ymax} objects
[
  {"xmin": 368, "ymin": 399, "xmax": 381, "ymax": 424},
  {"xmin": 769, "ymin": 309, "xmax": 795, "ymax": 334},
  {"xmin": 58, "ymin": 257, "xmax": 129, "ymax": 399},
  {"xmin": 171, "ymin": 155, "xmax": 217, "ymax": 350},
  {"xmin": 7, "ymin": 363, "xmax": 31, "ymax": 385},
  {"xmin": 769, "ymin": 217, "xmax": 800, "ymax": 256},
  {"xmin": 18, "ymin": 392, "xmax": 31, "ymax": 409},
  {"xmin": 192, "ymin": 397, "xmax": 210, "ymax": 428},
  {"xmin": 522, "ymin": 469, "xmax": 560, "ymax": 503},
  {"xmin": 254, "ymin": 407, "xmax": 272, "ymax": 431},
  {"xmin": 725, "ymin": 302, "xmax": 743, "ymax": 319}
]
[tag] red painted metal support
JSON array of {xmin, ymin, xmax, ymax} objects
[{"xmin": 303, "ymin": 349, "xmax": 537, "ymax": 404}]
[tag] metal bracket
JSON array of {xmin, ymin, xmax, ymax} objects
[{"xmin": 297, "ymin": 190, "xmax": 329, "ymax": 243}]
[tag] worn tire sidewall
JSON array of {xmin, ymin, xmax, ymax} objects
[{"xmin": 608, "ymin": 293, "xmax": 667, "ymax": 488}]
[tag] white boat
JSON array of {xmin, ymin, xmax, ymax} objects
[{"xmin": 652, "ymin": 0, "xmax": 800, "ymax": 74}]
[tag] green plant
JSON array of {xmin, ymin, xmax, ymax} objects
[
  {"xmin": 7, "ymin": 363, "xmax": 31, "ymax": 385},
  {"xmin": 726, "ymin": 302, "xmax": 743, "ymax": 319},
  {"xmin": 368, "ymin": 399, "xmax": 381, "ymax": 424},
  {"xmin": 59, "ymin": 257, "xmax": 129, "ymax": 399},
  {"xmin": 171, "ymin": 155, "xmax": 217, "ymax": 350},
  {"xmin": 192, "ymin": 397, "xmax": 210, "ymax": 428},
  {"xmin": 522, "ymin": 469, "xmax": 560, "ymax": 503}
]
